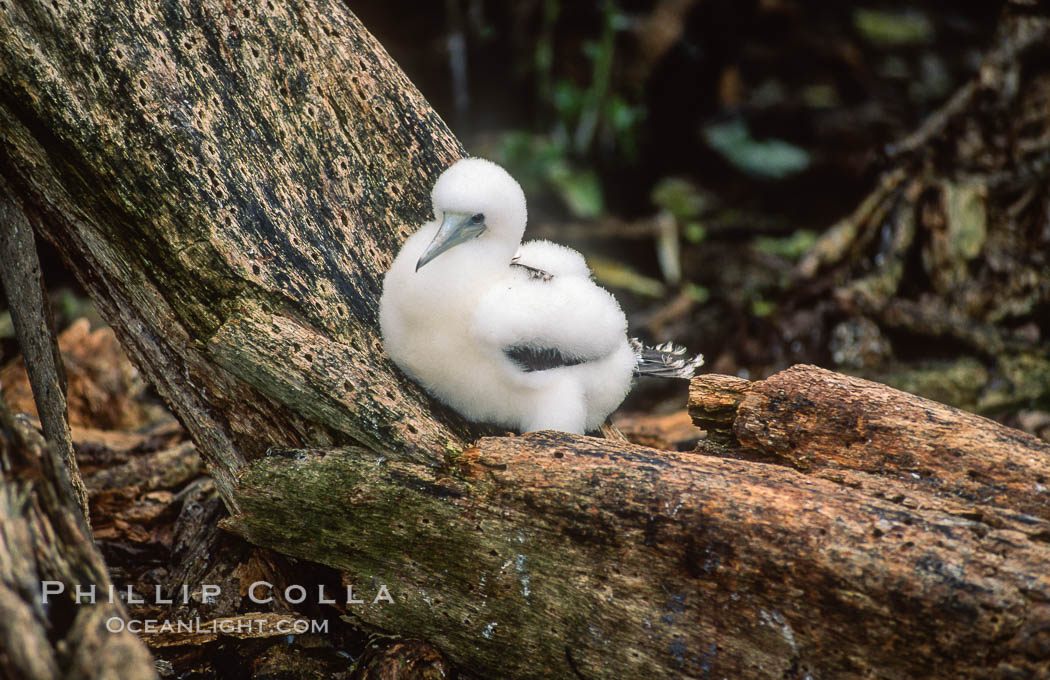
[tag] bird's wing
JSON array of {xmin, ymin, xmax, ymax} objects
[
  {"xmin": 503, "ymin": 345, "xmax": 588, "ymax": 372},
  {"xmin": 513, "ymin": 240, "xmax": 592, "ymax": 279},
  {"xmin": 473, "ymin": 275, "xmax": 627, "ymax": 372},
  {"xmin": 509, "ymin": 258, "xmax": 553, "ymax": 282}
]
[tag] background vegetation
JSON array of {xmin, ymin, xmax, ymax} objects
[{"xmin": 353, "ymin": 0, "xmax": 1048, "ymax": 436}]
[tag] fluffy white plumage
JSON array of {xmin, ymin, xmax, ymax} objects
[{"xmin": 379, "ymin": 158, "xmax": 700, "ymax": 434}]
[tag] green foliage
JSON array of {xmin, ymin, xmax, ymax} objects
[
  {"xmin": 943, "ymin": 181, "xmax": 987, "ymax": 261},
  {"xmin": 650, "ymin": 178, "xmax": 711, "ymax": 283},
  {"xmin": 683, "ymin": 222, "xmax": 707, "ymax": 244},
  {"xmin": 541, "ymin": 1, "xmax": 645, "ymax": 158},
  {"xmin": 0, "ymin": 289, "xmax": 98, "ymax": 342},
  {"xmin": 552, "ymin": 79, "xmax": 585, "ymax": 123},
  {"xmin": 534, "ymin": 0, "xmax": 559, "ymax": 105},
  {"xmin": 702, "ymin": 118, "xmax": 810, "ymax": 180},
  {"xmin": 753, "ymin": 230, "xmax": 819, "ymax": 261},
  {"xmin": 751, "ymin": 298, "xmax": 775, "ymax": 317},
  {"xmin": 547, "ymin": 161, "xmax": 604, "ymax": 218},
  {"xmin": 54, "ymin": 289, "xmax": 96, "ymax": 324},
  {"xmin": 853, "ymin": 8, "xmax": 934, "ymax": 47},
  {"xmin": 603, "ymin": 94, "xmax": 644, "ymax": 159},
  {"xmin": 494, "ymin": 132, "xmax": 604, "ymax": 218},
  {"xmin": 587, "ymin": 255, "xmax": 667, "ymax": 298},
  {"xmin": 651, "ymin": 178, "xmax": 708, "ymax": 223},
  {"xmin": 684, "ymin": 282, "xmax": 710, "ymax": 304},
  {"xmin": 493, "ymin": 1, "xmax": 653, "ymax": 219}
]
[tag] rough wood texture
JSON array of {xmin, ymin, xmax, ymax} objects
[
  {"xmin": 691, "ymin": 365, "xmax": 1050, "ymax": 523},
  {"xmin": 0, "ymin": 0, "xmax": 476, "ymax": 510},
  {"xmin": 0, "ymin": 394, "xmax": 157, "ymax": 680},
  {"xmin": 350, "ymin": 639, "xmax": 451, "ymax": 680},
  {"xmin": 687, "ymin": 373, "xmax": 751, "ymax": 442},
  {"xmin": 0, "ymin": 182, "xmax": 88, "ymax": 519},
  {"xmin": 223, "ymin": 430, "xmax": 1050, "ymax": 679}
]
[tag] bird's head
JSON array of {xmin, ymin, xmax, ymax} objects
[{"xmin": 416, "ymin": 158, "xmax": 527, "ymax": 272}]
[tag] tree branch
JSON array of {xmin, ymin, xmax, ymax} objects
[{"xmin": 0, "ymin": 178, "xmax": 89, "ymax": 520}]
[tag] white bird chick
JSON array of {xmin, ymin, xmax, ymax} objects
[{"xmin": 379, "ymin": 158, "xmax": 702, "ymax": 434}]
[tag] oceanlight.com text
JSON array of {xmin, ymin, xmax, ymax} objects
[{"xmin": 105, "ymin": 617, "xmax": 330, "ymax": 635}]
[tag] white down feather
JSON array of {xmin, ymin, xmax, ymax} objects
[{"xmin": 379, "ymin": 158, "xmax": 639, "ymax": 434}]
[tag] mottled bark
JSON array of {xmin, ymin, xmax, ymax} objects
[
  {"xmin": 0, "ymin": 181, "xmax": 88, "ymax": 519},
  {"xmin": 718, "ymin": 365, "xmax": 1050, "ymax": 521},
  {"xmin": 0, "ymin": 0, "xmax": 474, "ymax": 510}
]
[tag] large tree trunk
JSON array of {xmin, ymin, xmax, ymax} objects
[
  {"xmin": 2, "ymin": 2, "xmax": 1049, "ymax": 678},
  {"xmin": 0, "ymin": 0, "xmax": 472, "ymax": 509}
]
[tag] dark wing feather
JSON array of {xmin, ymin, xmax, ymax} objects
[
  {"xmin": 504, "ymin": 345, "xmax": 587, "ymax": 372},
  {"xmin": 629, "ymin": 339, "xmax": 704, "ymax": 378},
  {"xmin": 509, "ymin": 259, "xmax": 554, "ymax": 282}
]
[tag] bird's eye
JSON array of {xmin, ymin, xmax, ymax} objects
[{"xmin": 470, "ymin": 213, "xmax": 484, "ymax": 224}]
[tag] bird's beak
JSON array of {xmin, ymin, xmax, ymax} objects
[{"xmin": 416, "ymin": 212, "xmax": 486, "ymax": 271}]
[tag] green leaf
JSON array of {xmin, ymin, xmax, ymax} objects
[
  {"xmin": 703, "ymin": 119, "xmax": 810, "ymax": 180},
  {"xmin": 547, "ymin": 161, "xmax": 604, "ymax": 218},
  {"xmin": 751, "ymin": 299, "xmax": 774, "ymax": 317},
  {"xmin": 753, "ymin": 229, "xmax": 818, "ymax": 261},
  {"xmin": 587, "ymin": 256, "xmax": 666, "ymax": 298},
  {"xmin": 651, "ymin": 178, "xmax": 708, "ymax": 221},
  {"xmin": 683, "ymin": 221, "xmax": 707, "ymax": 244},
  {"xmin": 853, "ymin": 9, "xmax": 933, "ymax": 47},
  {"xmin": 685, "ymin": 282, "xmax": 710, "ymax": 303},
  {"xmin": 943, "ymin": 181, "xmax": 987, "ymax": 261},
  {"xmin": 552, "ymin": 79, "xmax": 584, "ymax": 120}
]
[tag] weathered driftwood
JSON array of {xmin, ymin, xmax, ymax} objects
[
  {"xmin": 0, "ymin": 394, "xmax": 157, "ymax": 680},
  {"xmin": 3, "ymin": 1, "xmax": 1050, "ymax": 678}
]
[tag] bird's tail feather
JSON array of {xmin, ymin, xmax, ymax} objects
[{"xmin": 630, "ymin": 339, "xmax": 704, "ymax": 379}]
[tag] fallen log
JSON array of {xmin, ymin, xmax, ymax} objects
[
  {"xmin": 223, "ymin": 428, "xmax": 1050, "ymax": 679},
  {"xmin": 690, "ymin": 365, "xmax": 1050, "ymax": 522}
]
